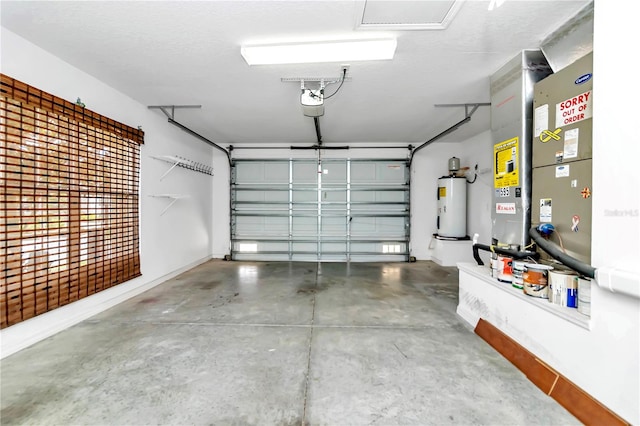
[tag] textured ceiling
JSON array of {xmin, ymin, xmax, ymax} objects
[{"xmin": 0, "ymin": 0, "xmax": 592, "ymax": 146}]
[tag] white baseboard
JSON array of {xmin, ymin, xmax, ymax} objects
[
  {"xmin": 0, "ymin": 255, "xmax": 212, "ymax": 359},
  {"xmin": 456, "ymin": 303, "xmax": 480, "ymax": 328}
]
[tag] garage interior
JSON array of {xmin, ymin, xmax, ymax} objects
[{"xmin": 1, "ymin": 1, "xmax": 639, "ymax": 425}]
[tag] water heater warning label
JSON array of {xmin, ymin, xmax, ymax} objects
[{"xmin": 494, "ymin": 137, "xmax": 519, "ymax": 189}]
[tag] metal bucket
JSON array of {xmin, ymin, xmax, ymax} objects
[
  {"xmin": 549, "ymin": 270, "xmax": 579, "ymax": 307},
  {"xmin": 511, "ymin": 260, "xmax": 526, "ymax": 289},
  {"xmin": 497, "ymin": 255, "xmax": 513, "ymax": 283},
  {"xmin": 523, "ymin": 264, "xmax": 553, "ymax": 298},
  {"xmin": 577, "ymin": 277, "xmax": 591, "ymax": 316}
]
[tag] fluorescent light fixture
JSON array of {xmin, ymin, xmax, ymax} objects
[{"xmin": 241, "ymin": 38, "xmax": 397, "ymax": 65}]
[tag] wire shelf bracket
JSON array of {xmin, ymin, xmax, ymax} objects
[
  {"xmin": 151, "ymin": 155, "xmax": 214, "ymax": 180},
  {"xmin": 148, "ymin": 194, "xmax": 190, "ymax": 215}
]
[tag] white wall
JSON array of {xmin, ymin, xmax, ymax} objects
[
  {"xmin": 211, "ymin": 153, "xmax": 231, "ymax": 258},
  {"xmin": 588, "ymin": 1, "xmax": 640, "ymax": 421},
  {"xmin": 0, "ymin": 28, "xmax": 225, "ymax": 357},
  {"xmin": 458, "ymin": 2, "xmax": 640, "ymax": 423}
]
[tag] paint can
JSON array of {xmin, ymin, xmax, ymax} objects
[
  {"xmin": 497, "ymin": 255, "xmax": 513, "ymax": 283},
  {"xmin": 577, "ymin": 277, "xmax": 591, "ymax": 316},
  {"xmin": 549, "ymin": 270, "xmax": 579, "ymax": 308},
  {"xmin": 511, "ymin": 260, "xmax": 526, "ymax": 289},
  {"xmin": 490, "ymin": 255, "xmax": 500, "ymax": 279},
  {"xmin": 523, "ymin": 264, "xmax": 553, "ymax": 298}
]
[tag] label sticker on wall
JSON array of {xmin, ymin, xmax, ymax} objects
[
  {"xmin": 571, "ymin": 215, "xmax": 580, "ymax": 232},
  {"xmin": 540, "ymin": 198, "xmax": 552, "ymax": 222},
  {"xmin": 556, "ymin": 165, "xmax": 570, "ymax": 178},
  {"xmin": 563, "ymin": 128, "xmax": 579, "ymax": 159},
  {"xmin": 495, "ymin": 187, "xmax": 510, "ymax": 198},
  {"xmin": 539, "ymin": 128, "xmax": 562, "ymax": 143},
  {"xmin": 496, "ymin": 203, "xmax": 516, "ymax": 214},
  {"xmin": 494, "ymin": 137, "xmax": 519, "ymax": 188}
]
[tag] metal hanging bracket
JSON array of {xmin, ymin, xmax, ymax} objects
[
  {"xmin": 409, "ymin": 102, "xmax": 491, "ymax": 167},
  {"xmin": 434, "ymin": 103, "xmax": 491, "ymax": 118},
  {"xmin": 147, "ymin": 105, "xmax": 202, "ymax": 120},
  {"xmin": 282, "ymin": 77, "xmax": 351, "ymax": 85}
]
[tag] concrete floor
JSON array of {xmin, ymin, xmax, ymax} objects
[{"xmin": 1, "ymin": 260, "xmax": 579, "ymax": 425}]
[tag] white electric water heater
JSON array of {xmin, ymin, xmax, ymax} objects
[{"xmin": 437, "ymin": 176, "xmax": 467, "ymax": 238}]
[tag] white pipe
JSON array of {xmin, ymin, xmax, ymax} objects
[{"xmin": 595, "ymin": 266, "xmax": 640, "ymax": 299}]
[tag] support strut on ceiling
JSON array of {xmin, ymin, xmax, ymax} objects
[
  {"xmin": 148, "ymin": 104, "xmax": 202, "ymax": 120},
  {"xmin": 409, "ymin": 102, "xmax": 490, "ymax": 167}
]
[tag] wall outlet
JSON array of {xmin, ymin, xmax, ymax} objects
[{"xmin": 340, "ymin": 64, "xmax": 350, "ymax": 76}]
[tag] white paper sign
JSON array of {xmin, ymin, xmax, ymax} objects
[
  {"xmin": 534, "ymin": 104, "xmax": 549, "ymax": 137},
  {"xmin": 540, "ymin": 198, "xmax": 552, "ymax": 222},
  {"xmin": 564, "ymin": 128, "xmax": 579, "ymax": 159}
]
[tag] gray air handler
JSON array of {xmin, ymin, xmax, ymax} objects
[
  {"xmin": 531, "ymin": 51, "xmax": 593, "ymax": 264},
  {"xmin": 490, "ymin": 50, "xmax": 553, "ymax": 249}
]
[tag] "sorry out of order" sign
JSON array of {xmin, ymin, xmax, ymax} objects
[{"xmin": 556, "ymin": 90, "xmax": 592, "ymax": 128}]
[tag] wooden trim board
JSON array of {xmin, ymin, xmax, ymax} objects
[{"xmin": 475, "ymin": 318, "xmax": 628, "ymax": 426}]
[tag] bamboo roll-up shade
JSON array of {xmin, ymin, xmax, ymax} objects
[
  {"xmin": 1, "ymin": 74, "xmax": 144, "ymax": 145},
  {"xmin": 1, "ymin": 74, "xmax": 143, "ymax": 328}
]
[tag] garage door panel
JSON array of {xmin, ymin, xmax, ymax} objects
[
  {"xmin": 351, "ymin": 161, "xmax": 406, "ymax": 183},
  {"xmin": 231, "ymin": 159, "xmax": 409, "ymax": 261},
  {"xmin": 350, "ymin": 217, "xmax": 406, "ymax": 236},
  {"xmin": 292, "ymin": 191, "xmax": 316, "ymax": 203},
  {"xmin": 321, "ymin": 190, "xmax": 346, "ymax": 203},
  {"xmin": 234, "ymin": 161, "xmax": 290, "ymax": 184},
  {"xmin": 292, "ymin": 216, "xmax": 317, "ymax": 235},
  {"xmin": 322, "ymin": 161, "xmax": 347, "ymax": 183},
  {"xmin": 321, "ymin": 216, "xmax": 347, "ymax": 235},
  {"xmin": 292, "ymin": 162, "xmax": 317, "ymax": 183},
  {"xmin": 236, "ymin": 192, "xmax": 289, "ymax": 203},
  {"xmin": 350, "ymin": 163, "xmax": 376, "ymax": 182},
  {"xmin": 351, "ymin": 191, "xmax": 407, "ymax": 203},
  {"xmin": 235, "ymin": 216, "xmax": 289, "ymax": 234}
]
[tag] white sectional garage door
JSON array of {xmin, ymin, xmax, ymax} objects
[{"xmin": 231, "ymin": 158, "xmax": 410, "ymax": 261}]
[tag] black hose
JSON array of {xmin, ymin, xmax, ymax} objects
[
  {"xmin": 528, "ymin": 227, "xmax": 596, "ymax": 278},
  {"xmin": 472, "ymin": 243, "xmax": 539, "ymax": 266}
]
